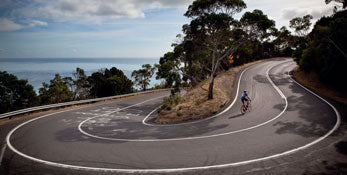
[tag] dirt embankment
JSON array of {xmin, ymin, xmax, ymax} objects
[
  {"xmin": 155, "ymin": 59, "xmax": 275, "ymax": 124},
  {"xmin": 293, "ymin": 68, "xmax": 347, "ymax": 105},
  {"xmin": 292, "ymin": 67, "xmax": 347, "ymax": 105}
]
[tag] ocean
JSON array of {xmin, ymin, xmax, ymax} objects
[{"xmin": 0, "ymin": 58, "xmax": 161, "ymax": 92}]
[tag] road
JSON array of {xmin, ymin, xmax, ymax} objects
[{"xmin": 0, "ymin": 58, "xmax": 341, "ymax": 175}]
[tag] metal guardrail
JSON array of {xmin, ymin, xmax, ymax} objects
[{"xmin": 0, "ymin": 89, "xmax": 170, "ymax": 120}]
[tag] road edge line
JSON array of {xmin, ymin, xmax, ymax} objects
[{"xmin": 6, "ymin": 60, "xmax": 340, "ymax": 173}]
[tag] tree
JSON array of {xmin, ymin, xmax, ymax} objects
[
  {"xmin": 155, "ymin": 51, "xmax": 182, "ymax": 96},
  {"xmin": 273, "ymin": 26, "xmax": 294, "ymax": 56},
  {"xmin": 238, "ymin": 9, "xmax": 277, "ymax": 60},
  {"xmin": 88, "ymin": 67, "xmax": 133, "ymax": 97},
  {"xmin": 184, "ymin": 0, "xmax": 247, "ymax": 99},
  {"xmin": 298, "ymin": 10, "xmax": 347, "ymax": 91},
  {"xmin": 106, "ymin": 67, "xmax": 133, "ymax": 95},
  {"xmin": 240, "ymin": 9, "xmax": 276, "ymax": 41},
  {"xmin": 0, "ymin": 71, "xmax": 38, "ymax": 114},
  {"xmin": 72, "ymin": 67, "xmax": 90, "ymax": 100},
  {"xmin": 289, "ymin": 15, "xmax": 313, "ymax": 37},
  {"xmin": 289, "ymin": 15, "xmax": 314, "ymax": 64},
  {"xmin": 132, "ymin": 64, "xmax": 156, "ymax": 91},
  {"xmin": 39, "ymin": 74, "xmax": 73, "ymax": 104},
  {"xmin": 156, "ymin": 52, "xmax": 181, "ymax": 88},
  {"xmin": 87, "ymin": 71, "xmax": 106, "ymax": 98}
]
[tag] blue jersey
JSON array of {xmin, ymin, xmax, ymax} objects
[{"xmin": 241, "ymin": 92, "xmax": 248, "ymax": 100}]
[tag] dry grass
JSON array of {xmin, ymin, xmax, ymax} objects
[
  {"xmin": 155, "ymin": 59, "xmax": 273, "ymax": 124},
  {"xmin": 292, "ymin": 67, "xmax": 347, "ymax": 105}
]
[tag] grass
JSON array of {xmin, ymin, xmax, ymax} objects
[
  {"xmin": 161, "ymin": 96, "xmax": 182, "ymax": 111},
  {"xmin": 155, "ymin": 58, "xmax": 275, "ymax": 124}
]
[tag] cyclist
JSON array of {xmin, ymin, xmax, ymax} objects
[{"xmin": 241, "ymin": 90, "xmax": 251, "ymax": 109}]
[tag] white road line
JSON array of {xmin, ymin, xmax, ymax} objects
[
  {"xmin": 288, "ymin": 67, "xmax": 341, "ymax": 146},
  {"xmin": 78, "ymin": 95, "xmax": 167, "ymax": 139},
  {"xmin": 142, "ymin": 107, "xmax": 160, "ymax": 126},
  {"xmin": 0, "ymin": 143, "xmax": 6, "ymax": 166},
  {"xmin": 75, "ymin": 61, "xmax": 290, "ymax": 142},
  {"xmin": 5, "ymin": 60, "xmax": 340, "ymax": 174},
  {"xmin": 142, "ymin": 64, "xmax": 253, "ymax": 127},
  {"xmin": 143, "ymin": 60, "xmax": 293, "ymax": 127}
]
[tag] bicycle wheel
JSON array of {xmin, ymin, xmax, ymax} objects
[
  {"xmin": 246, "ymin": 103, "xmax": 252, "ymax": 112},
  {"xmin": 240, "ymin": 105, "xmax": 246, "ymax": 114}
]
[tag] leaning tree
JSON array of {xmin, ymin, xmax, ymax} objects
[{"xmin": 184, "ymin": 0, "xmax": 247, "ymax": 99}]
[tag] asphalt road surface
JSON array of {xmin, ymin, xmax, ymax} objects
[{"xmin": 0, "ymin": 58, "xmax": 341, "ymax": 175}]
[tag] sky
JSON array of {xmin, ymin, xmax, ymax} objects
[{"xmin": 0, "ymin": 0, "xmax": 339, "ymax": 59}]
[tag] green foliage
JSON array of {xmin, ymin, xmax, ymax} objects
[
  {"xmin": 298, "ymin": 10, "xmax": 347, "ymax": 91},
  {"xmin": 1, "ymin": 67, "xmax": 133, "ymax": 113},
  {"xmin": 273, "ymin": 26, "xmax": 294, "ymax": 56},
  {"xmin": 39, "ymin": 74, "xmax": 73, "ymax": 104},
  {"xmin": 88, "ymin": 67, "xmax": 133, "ymax": 98},
  {"xmin": 185, "ymin": 0, "xmax": 246, "ymax": 18},
  {"xmin": 132, "ymin": 64, "xmax": 156, "ymax": 91},
  {"xmin": 157, "ymin": 0, "xmax": 294, "ymax": 100},
  {"xmin": 289, "ymin": 15, "xmax": 313, "ymax": 36},
  {"xmin": 87, "ymin": 72, "xmax": 106, "ymax": 98},
  {"xmin": 72, "ymin": 67, "xmax": 90, "ymax": 100},
  {"xmin": 156, "ymin": 52, "xmax": 181, "ymax": 88},
  {"xmin": 0, "ymin": 71, "xmax": 38, "ymax": 114},
  {"xmin": 184, "ymin": 0, "xmax": 248, "ymax": 99},
  {"xmin": 240, "ymin": 9, "xmax": 276, "ymax": 40},
  {"xmin": 161, "ymin": 96, "xmax": 182, "ymax": 110}
]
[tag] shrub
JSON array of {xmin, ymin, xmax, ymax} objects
[{"xmin": 162, "ymin": 96, "xmax": 182, "ymax": 111}]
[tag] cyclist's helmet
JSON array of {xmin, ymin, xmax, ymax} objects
[{"xmin": 244, "ymin": 90, "xmax": 247, "ymax": 93}]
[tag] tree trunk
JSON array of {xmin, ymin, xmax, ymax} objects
[
  {"xmin": 208, "ymin": 75, "xmax": 214, "ymax": 99},
  {"xmin": 208, "ymin": 49, "xmax": 217, "ymax": 100}
]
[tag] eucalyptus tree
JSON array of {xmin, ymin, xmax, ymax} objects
[
  {"xmin": 39, "ymin": 74, "xmax": 73, "ymax": 104},
  {"xmin": 289, "ymin": 14, "xmax": 314, "ymax": 62},
  {"xmin": 87, "ymin": 67, "xmax": 133, "ymax": 98},
  {"xmin": 240, "ymin": 9, "xmax": 276, "ymax": 41},
  {"xmin": 156, "ymin": 51, "xmax": 182, "ymax": 88},
  {"xmin": 132, "ymin": 64, "xmax": 156, "ymax": 91},
  {"xmin": 298, "ymin": 10, "xmax": 347, "ymax": 91},
  {"xmin": 72, "ymin": 67, "xmax": 89, "ymax": 100},
  {"xmin": 184, "ymin": 0, "xmax": 247, "ymax": 99},
  {"xmin": 238, "ymin": 9, "xmax": 276, "ymax": 59},
  {"xmin": 289, "ymin": 14, "xmax": 313, "ymax": 37},
  {"xmin": 0, "ymin": 71, "xmax": 38, "ymax": 113},
  {"xmin": 273, "ymin": 26, "xmax": 294, "ymax": 56}
]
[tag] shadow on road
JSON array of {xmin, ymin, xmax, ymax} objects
[
  {"xmin": 229, "ymin": 113, "xmax": 244, "ymax": 119},
  {"xmin": 271, "ymin": 73, "xmax": 337, "ymax": 138}
]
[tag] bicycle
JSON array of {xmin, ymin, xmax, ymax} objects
[{"xmin": 240, "ymin": 100, "xmax": 252, "ymax": 114}]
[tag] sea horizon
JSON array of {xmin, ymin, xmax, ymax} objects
[{"xmin": 0, "ymin": 57, "xmax": 162, "ymax": 93}]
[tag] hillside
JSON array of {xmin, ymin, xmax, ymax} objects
[
  {"xmin": 155, "ymin": 59, "xmax": 274, "ymax": 124},
  {"xmin": 292, "ymin": 67, "xmax": 347, "ymax": 105}
]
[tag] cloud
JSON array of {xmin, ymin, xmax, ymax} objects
[
  {"xmin": 135, "ymin": 0, "xmax": 194, "ymax": 9},
  {"xmin": 29, "ymin": 20, "xmax": 48, "ymax": 27},
  {"xmin": 281, "ymin": 6, "xmax": 334, "ymax": 20},
  {"xmin": 0, "ymin": 18, "xmax": 23, "ymax": 31},
  {"xmin": 38, "ymin": 0, "xmax": 193, "ymax": 21},
  {"xmin": 281, "ymin": 8, "xmax": 309, "ymax": 20}
]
